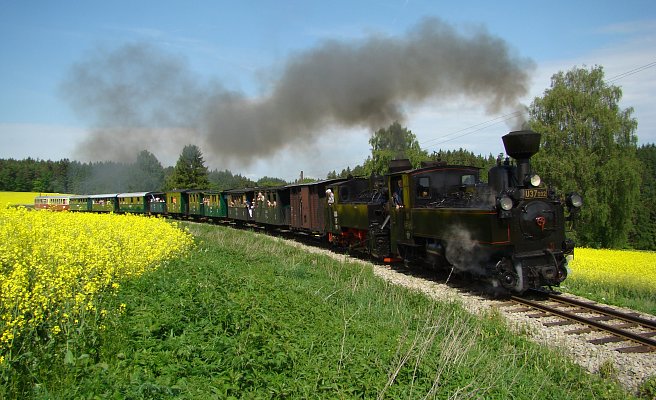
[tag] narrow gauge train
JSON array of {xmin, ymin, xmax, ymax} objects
[{"xmin": 43, "ymin": 130, "xmax": 582, "ymax": 294}]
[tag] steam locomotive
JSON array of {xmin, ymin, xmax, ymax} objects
[
  {"xmin": 326, "ymin": 130, "xmax": 582, "ymax": 293},
  {"xmin": 50, "ymin": 130, "xmax": 582, "ymax": 294}
]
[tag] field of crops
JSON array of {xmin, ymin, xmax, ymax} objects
[
  {"xmin": 565, "ymin": 248, "xmax": 656, "ymax": 314},
  {"xmin": 0, "ymin": 192, "xmax": 66, "ymax": 206},
  {"xmin": 0, "ymin": 206, "xmax": 194, "ymax": 367}
]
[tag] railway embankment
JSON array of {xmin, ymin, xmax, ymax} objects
[{"xmin": 1, "ymin": 220, "xmax": 647, "ymax": 398}]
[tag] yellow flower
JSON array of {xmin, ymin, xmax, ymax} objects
[
  {"xmin": 569, "ymin": 248, "xmax": 655, "ymax": 291},
  {"xmin": 0, "ymin": 206, "xmax": 194, "ymax": 355}
]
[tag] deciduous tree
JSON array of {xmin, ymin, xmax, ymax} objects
[
  {"xmin": 529, "ymin": 65, "xmax": 641, "ymax": 248},
  {"xmin": 364, "ymin": 122, "xmax": 428, "ymax": 175}
]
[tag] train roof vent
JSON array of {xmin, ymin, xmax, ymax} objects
[{"xmin": 389, "ymin": 159, "xmax": 412, "ymax": 173}]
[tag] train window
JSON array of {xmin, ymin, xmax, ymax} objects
[
  {"xmin": 461, "ymin": 174, "xmax": 475, "ymax": 185},
  {"xmin": 417, "ymin": 176, "xmax": 431, "ymax": 198},
  {"xmin": 340, "ymin": 187, "xmax": 349, "ymax": 201}
]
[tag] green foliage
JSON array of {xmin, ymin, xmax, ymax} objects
[
  {"xmin": 363, "ymin": 121, "xmax": 429, "ymax": 175},
  {"xmin": 630, "ymin": 144, "xmax": 656, "ymax": 250},
  {"xmin": 529, "ymin": 65, "xmax": 641, "ymax": 248},
  {"xmin": 256, "ymin": 176, "xmax": 288, "ymax": 187},
  {"xmin": 0, "ymin": 152, "xmax": 168, "ymax": 194},
  {"xmin": 0, "ymin": 158, "xmax": 70, "ymax": 193},
  {"xmin": 328, "ymin": 164, "xmax": 367, "ymax": 179},
  {"xmin": 638, "ymin": 375, "xmax": 656, "ymax": 399},
  {"xmin": 561, "ymin": 266, "xmax": 656, "ymax": 316},
  {"xmin": 430, "ymin": 149, "xmax": 496, "ymax": 182},
  {"xmin": 208, "ymin": 169, "xmax": 255, "ymax": 191},
  {"xmin": 128, "ymin": 150, "xmax": 165, "ymax": 191},
  {"xmin": 165, "ymin": 145, "xmax": 210, "ymax": 190},
  {"xmin": 2, "ymin": 225, "xmax": 632, "ymax": 399}
]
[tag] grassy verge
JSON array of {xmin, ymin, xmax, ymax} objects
[
  {"xmin": 4, "ymin": 223, "xmax": 633, "ymax": 399},
  {"xmin": 560, "ymin": 279, "xmax": 655, "ymax": 316}
]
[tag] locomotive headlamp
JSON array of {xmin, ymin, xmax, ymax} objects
[
  {"xmin": 529, "ymin": 174, "xmax": 541, "ymax": 187},
  {"xmin": 566, "ymin": 192, "xmax": 583, "ymax": 208},
  {"xmin": 498, "ymin": 195, "xmax": 513, "ymax": 211}
]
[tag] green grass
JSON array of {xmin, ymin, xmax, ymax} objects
[
  {"xmin": 1, "ymin": 223, "xmax": 635, "ymax": 399},
  {"xmin": 560, "ymin": 279, "xmax": 656, "ymax": 316}
]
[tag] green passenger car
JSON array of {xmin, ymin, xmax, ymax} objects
[
  {"xmin": 149, "ymin": 192, "xmax": 166, "ymax": 214},
  {"xmin": 166, "ymin": 190, "xmax": 189, "ymax": 216},
  {"xmin": 89, "ymin": 194, "xmax": 118, "ymax": 213},
  {"xmin": 253, "ymin": 187, "xmax": 290, "ymax": 226},
  {"xmin": 202, "ymin": 190, "xmax": 227, "ymax": 219},
  {"xmin": 225, "ymin": 188, "xmax": 254, "ymax": 222},
  {"xmin": 117, "ymin": 192, "xmax": 152, "ymax": 214},
  {"xmin": 187, "ymin": 190, "xmax": 204, "ymax": 217},
  {"xmin": 69, "ymin": 195, "xmax": 91, "ymax": 212}
]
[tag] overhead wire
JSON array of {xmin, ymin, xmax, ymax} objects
[{"xmin": 607, "ymin": 61, "xmax": 656, "ymax": 83}]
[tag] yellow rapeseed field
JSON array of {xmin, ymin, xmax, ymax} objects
[
  {"xmin": 0, "ymin": 191, "xmax": 66, "ymax": 206},
  {"xmin": 568, "ymin": 247, "xmax": 656, "ymax": 292},
  {"xmin": 0, "ymin": 207, "xmax": 193, "ymax": 362}
]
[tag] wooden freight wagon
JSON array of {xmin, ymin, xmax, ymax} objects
[{"xmin": 288, "ymin": 179, "xmax": 345, "ymax": 235}]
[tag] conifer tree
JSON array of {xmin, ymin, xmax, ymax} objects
[{"xmin": 166, "ymin": 145, "xmax": 210, "ymax": 189}]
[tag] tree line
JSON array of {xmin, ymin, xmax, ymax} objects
[
  {"xmin": 1, "ymin": 65, "xmax": 654, "ymax": 250},
  {"xmin": 0, "ymin": 148, "xmax": 258, "ymax": 195}
]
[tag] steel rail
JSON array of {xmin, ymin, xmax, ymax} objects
[
  {"xmin": 509, "ymin": 295, "xmax": 656, "ymax": 352},
  {"xmin": 546, "ymin": 293, "xmax": 656, "ymax": 329}
]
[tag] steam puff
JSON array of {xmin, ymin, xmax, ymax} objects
[{"xmin": 62, "ymin": 17, "xmax": 535, "ymax": 165}]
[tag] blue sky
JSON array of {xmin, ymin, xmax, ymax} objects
[{"xmin": 1, "ymin": 1, "xmax": 655, "ymax": 181}]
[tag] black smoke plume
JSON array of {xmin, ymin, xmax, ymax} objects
[{"xmin": 61, "ymin": 17, "xmax": 534, "ymax": 165}]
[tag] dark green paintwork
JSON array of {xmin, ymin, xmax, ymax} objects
[
  {"xmin": 166, "ymin": 191, "xmax": 188, "ymax": 215},
  {"xmin": 410, "ymin": 208, "xmax": 509, "ymax": 244},
  {"xmin": 203, "ymin": 192, "xmax": 227, "ymax": 218},
  {"xmin": 69, "ymin": 197, "xmax": 91, "ymax": 212},
  {"xmin": 118, "ymin": 196, "xmax": 147, "ymax": 214}
]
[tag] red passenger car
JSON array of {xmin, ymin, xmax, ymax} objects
[{"xmin": 34, "ymin": 195, "xmax": 70, "ymax": 211}]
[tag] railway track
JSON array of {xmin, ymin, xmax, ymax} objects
[{"xmin": 500, "ymin": 292, "xmax": 656, "ymax": 353}]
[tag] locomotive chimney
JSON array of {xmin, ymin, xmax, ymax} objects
[{"xmin": 502, "ymin": 130, "xmax": 541, "ymax": 186}]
